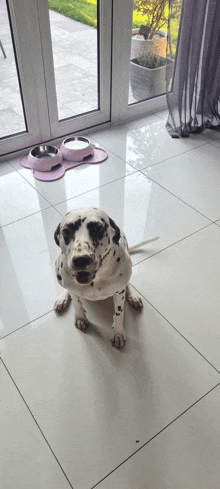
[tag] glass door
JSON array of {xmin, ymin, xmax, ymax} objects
[
  {"xmin": 111, "ymin": 0, "xmax": 168, "ymax": 125},
  {"xmin": 0, "ymin": 0, "xmax": 171, "ymax": 157},
  {"xmin": 36, "ymin": 0, "xmax": 111, "ymax": 139},
  {"xmin": 0, "ymin": 0, "xmax": 111, "ymax": 156}
]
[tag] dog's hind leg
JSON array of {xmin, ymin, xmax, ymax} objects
[
  {"xmin": 126, "ymin": 284, "xmax": 143, "ymax": 310},
  {"xmin": 54, "ymin": 290, "xmax": 71, "ymax": 313}
]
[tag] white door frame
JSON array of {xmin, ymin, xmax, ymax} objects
[{"xmin": 0, "ymin": 0, "xmax": 50, "ymax": 157}]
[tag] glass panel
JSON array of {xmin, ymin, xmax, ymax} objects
[
  {"xmin": 0, "ymin": 0, "xmax": 26, "ymax": 138},
  {"xmin": 129, "ymin": 0, "xmax": 169, "ymax": 105},
  {"xmin": 48, "ymin": 1, "xmax": 98, "ymax": 121}
]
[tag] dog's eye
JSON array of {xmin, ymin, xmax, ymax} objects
[{"xmin": 87, "ymin": 222, "xmax": 105, "ymax": 240}]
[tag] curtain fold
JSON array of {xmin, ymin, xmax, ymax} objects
[{"xmin": 166, "ymin": 0, "xmax": 220, "ymax": 137}]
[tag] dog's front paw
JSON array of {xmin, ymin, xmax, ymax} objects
[
  {"xmin": 111, "ymin": 331, "xmax": 126, "ymax": 349},
  {"xmin": 54, "ymin": 291, "xmax": 71, "ymax": 313},
  {"xmin": 75, "ymin": 318, "xmax": 90, "ymax": 332},
  {"xmin": 126, "ymin": 290, "xmax": 143, "ymax": 310}
]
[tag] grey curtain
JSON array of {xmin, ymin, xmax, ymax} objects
[{"xmin": 166, "ymin": 0, "xmax": 220, "ymax": 137}]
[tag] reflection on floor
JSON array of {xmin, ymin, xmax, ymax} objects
[{"xmin": 1, "ymin": 110, "xmax": 220, "ymax": 488}]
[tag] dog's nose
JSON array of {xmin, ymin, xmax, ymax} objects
[{"xmin": 72, "ymin": 255, "xmax": 91, "ymax": 269}]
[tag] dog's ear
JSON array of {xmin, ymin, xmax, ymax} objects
[
  {"xmin": 54, "ymin": 223, "xmax": 61, "ymax": 247},
  {"xmin": 109, "ymin": 216, "xmax": 121, "ymax": 245}
]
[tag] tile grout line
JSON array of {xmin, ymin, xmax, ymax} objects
[
  {"xmin": 37, "ymin": 170, "xmax": 140, "ymax": 208},
  {"xmin": 138, "ymin": 170, "xmax": 216, "ymax": 222},
  {"xmin": 131, "ymin": 222, "xmax": 216, "ymax": 267},
  {"xmin": 0, "ymin": 357, "xmax": 74, "ymax": 489},
  {"xmin": 130, "ymin": 284, "xmax": 220, "ymax": 374},
  {"xmin": 138, "ymin": 139, "xmax": 209, "ymax": 171},
  {"xmin": 91, "ymin": 382, "xmax": 220, "ymax": 488},
  {"xmin": 0, "ymin": 309, "xmax": 55, "ymax": 340},
  {"xmin": 5, "ymin": 156, "xmax": 140, "ymax": 211}
]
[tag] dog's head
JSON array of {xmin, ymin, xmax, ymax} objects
[{"xmin": 54, "ymin": 207, "xmax": 121, "ymax": 285}]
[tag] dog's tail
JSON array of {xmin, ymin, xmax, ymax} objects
[{"xmin": 129, "ymin": 236, "xmax": 159, "ymax": 255}]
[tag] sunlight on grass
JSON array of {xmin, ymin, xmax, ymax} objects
[
  {"xmin": 48, "ymin": 0, "xmax": 179, "ymax": 53},
  {"xmin": 48, "ymin": 0, "xmax": 97, "ymax": 27}
]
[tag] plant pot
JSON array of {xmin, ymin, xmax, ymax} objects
[
  {"xmin": 131, "ymin": 28, "xmax": 167, "ymax": 59},
  {"xmin": 130, "ymin": 56, "xmax": 174, "ymax": 101}
]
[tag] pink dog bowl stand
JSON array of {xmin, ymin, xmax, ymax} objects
[{"xmin": 19, "ymin": 144, "xmax": 108, "ymax": 181}]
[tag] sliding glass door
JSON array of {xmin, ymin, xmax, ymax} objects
[
  {"xmin": 0, "ymin": 0, "xmax": 111, "ymax": 156},
  {"xmin": 37, "ymin": 0, "xmax": 112, "ymax": 139},
  {"xmin": 0, "ymin": 0, "xmax": 168, "ymax": 157}
]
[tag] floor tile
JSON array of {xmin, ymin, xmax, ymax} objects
[
  {"xmin": 55, "ymin": 172, "xmax": 211, "ymax": 265},
  {"xmin": 143, "ymin": 143, "xmax": 220, "ymax": 221},
  {"xmin": 88, "ymin": 114, "xmax": 207, "ymax": 170},
  {"xmin": 153, "ymin": 108, "xmax": 168, "ymax": 121},
  {"xmin": 0, "ymin": 162, "xmax": 49, "ymax": 227},
  {"xmin": 196, "ymin": 126, "xmax": 220, "ymax": 147},
  {"xmin": 8, "ymin": 147, "xmax": 135, "ymax": 206},
  {"xmin": 96, "ymin": 385, "xmax": 220, "ymax": 489},
  {"xmin": 0, "ymin": 207, "xmax": 62, "ymax": 338},
  {"xmin": 131, "ymin": 224, "xmax": 220, "ymax": 371},
  {"xmin": 0, "ymin": 293, "xmax": 218, "ymax": 489},
  {"xmin": 0, "ymin": 360, "xmax": 71, "ymax": 489}
]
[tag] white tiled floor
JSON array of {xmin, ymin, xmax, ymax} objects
[{"xmin": 1, "ymin": 110, "xmax": 220, "ymax": 488}]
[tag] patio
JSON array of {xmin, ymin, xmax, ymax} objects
[{"xmin": 0, "ymin": 3, "xmax": 134, "ymax": 139}]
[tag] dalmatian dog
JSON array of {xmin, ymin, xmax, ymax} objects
[{"xmin": 54, "ymin": 207, "xmax": 144, "ymax": 349}]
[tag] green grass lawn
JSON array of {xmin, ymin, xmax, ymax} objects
[
  {"xmin": 48, "ymin": 0, "xmax": 179, "ymax": 53},
  {"xmin": 48, "ymin": 0, "xmax": 98, "ymax": 27}
]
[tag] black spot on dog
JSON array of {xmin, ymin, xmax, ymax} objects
[
  {"xmin": 108, "ymin": 238, "xmax": 110, "ymax": 244},
  {"xmin": 116, "ymin": 312, "xmax": 120, "ymax": 316},
  {"xmin": 54, "ymin": 223, "xmax": 61, "ymax": 246},
  {"xmin": 57, "ymin": 274, "xmax": 62, "ymax": 281},
  {"xmin": 119, "ymin": 289, "xmax": 124, "ymax": 294},
  {"xmin": 109, "ymin": 217, "xmax": 120, "ymax": 245},
  {"xmin": 118, "ymin": 306, "xmax": 122, "ymax": 311},
  {"xmin": 113, "ymin": 251, "xmax": 116, "ymax": 256},
  {"xmin": 90, "ymin": 282, "xmax": 94, "ymax": 287},
  {"xmin": 87, "ymin": 221, "xmax": 107, "ymax": 241},
  {"xmin": 82, "ymin": 217, "xmax": 86, "ymax": 222},
  {"xmin": 120, "ymin": 273, "xmax": 122, "ymax": 277},
  {"xmin": 61, "ymin": 262, "xmax": 63, "ymax": 268},
  {"xmin": 102, "ymin": 248, "xmax": 111, "ymax": 261},
  {"xmin": 117, "ymin": 257, "xmax": 120, "ymax": 262},
  {"xmin": 63, "ymin": 218, "xmax": 82, "ymax": 245}
]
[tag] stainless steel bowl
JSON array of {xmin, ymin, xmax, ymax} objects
[
  {"xmin": 30, "ymin": 145, "xmax": 58, "ymax": 159},
  {"xmin": 28, "ymin": 144, "xmax": 62, "ymax": 171}
]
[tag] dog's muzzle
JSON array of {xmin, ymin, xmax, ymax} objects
[
  {"xmin": 71, "ymin": 253, "xmax": 96, "ymax": 285},
  {"xmin": 72, "ymin": 255, "xmax": 91, "ymax": 269}
]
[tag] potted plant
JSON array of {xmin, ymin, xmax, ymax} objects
[
  {"xmin": 131, "ymin": 0, "xmax": 168, "ymax": 59},
  {"xmin": 131, "ymin": 0, "xmax": 181, "ymax": 59},
  {"xmin": 130, "ymin": 43, "xmax": 174, "ymax": 100}
]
